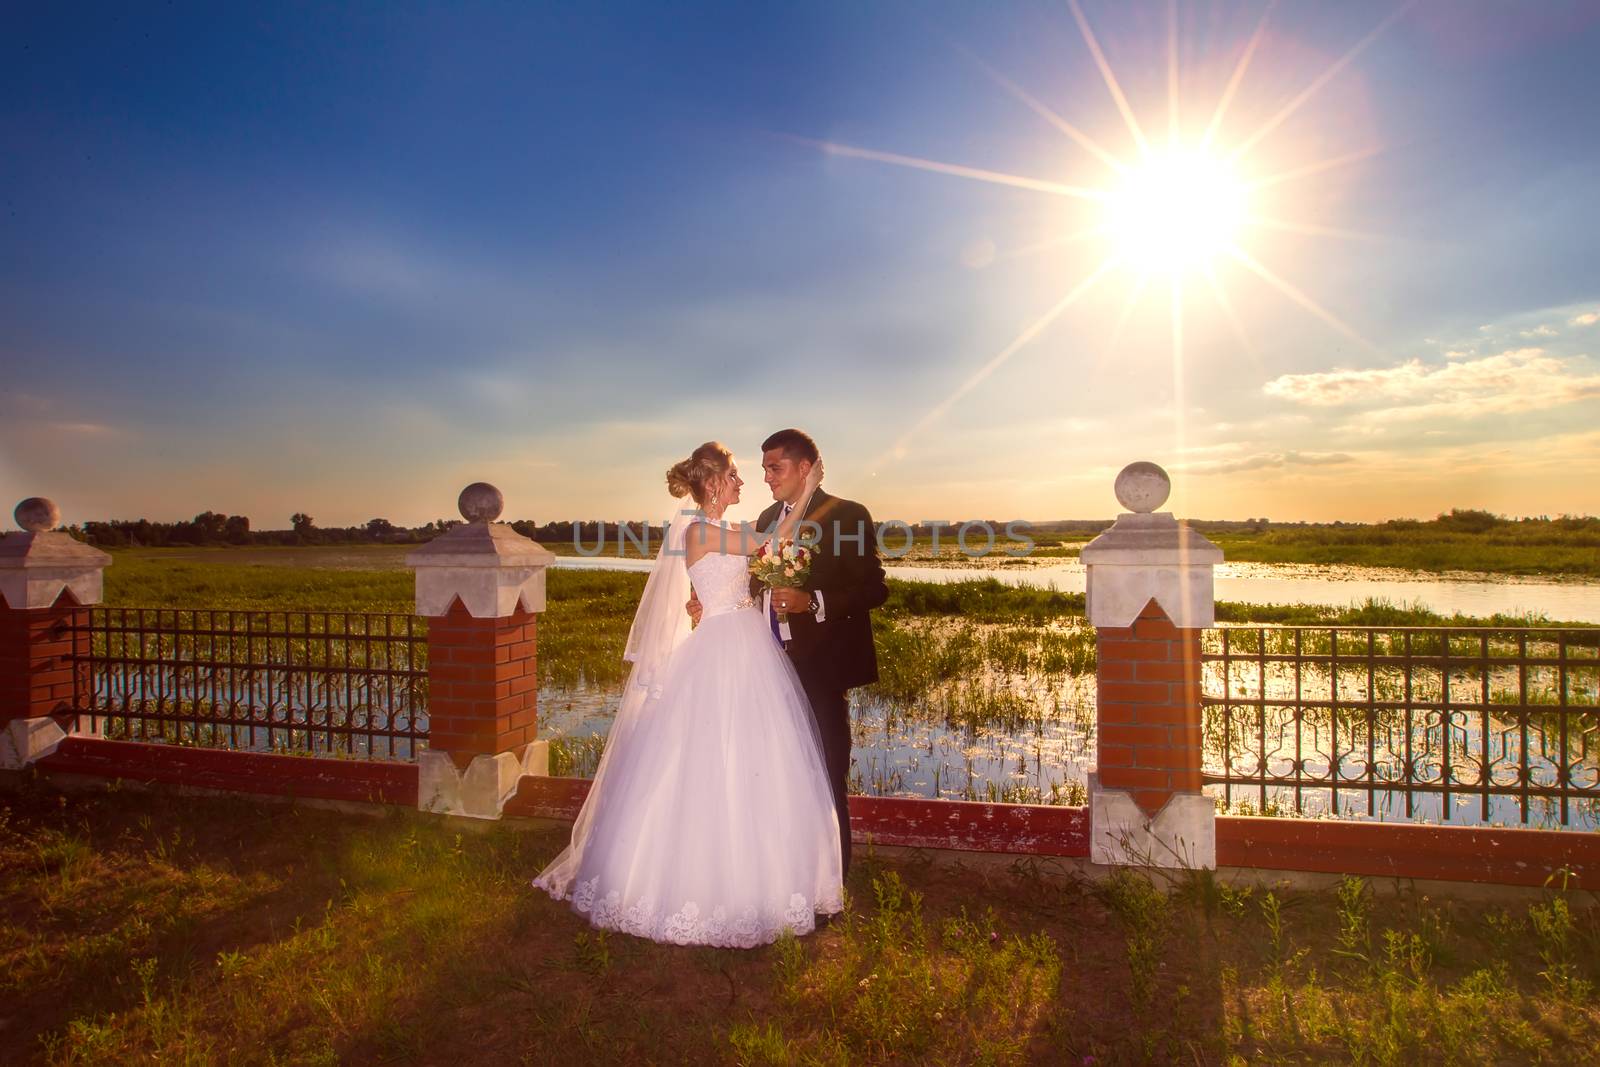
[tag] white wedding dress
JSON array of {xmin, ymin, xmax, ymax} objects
[{"xmin": 533, "ymin": 537, "xmax": 844, "ymax": 947}]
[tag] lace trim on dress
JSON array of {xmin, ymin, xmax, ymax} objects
[{"xmin": 548, "ymin": 875, "xmax": 843, "ymax": 948}]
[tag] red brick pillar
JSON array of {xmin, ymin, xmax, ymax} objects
[
  {"xmin": 407, "ymin": 482, "xmax": 554, "ymax": 819},
  {"xmin": 424, "ymin": 600, "xmax": 538, "ymax": 770},
  {"xmin": 1093, "ymin": 600, "xmax": 1204, "ymax": 816},
  {"xmin": 1080, "ymin": 463, "xmax": 1220, "ymax": 869},
  {"xmin": 0, "ymin": 592, "xmax": 89, "ymax": 728},
  {"xmin": 0, "ymin": 497, "xmax": 110, "ymax": 768}
]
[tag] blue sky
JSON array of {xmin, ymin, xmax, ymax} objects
[{"xmin": 3, "ymin": 1, "xmax": 1598, "ymax": 527}]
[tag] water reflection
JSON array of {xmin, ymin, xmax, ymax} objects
[
  {"xmin": 537, "ymin": 681, "xmax": 1096, "ymax": 807},
  {"xmin": 1202, "ymin": 627, "xmax": 1600, "ymax": 830},
  {"xmin": 537, "ymin": 623, "xmax": 1600, "ymax": 832}
]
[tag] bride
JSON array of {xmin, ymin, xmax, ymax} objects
[{"xmin": 533, "ymin": 441, "xmax": 844, "ymax": 946}]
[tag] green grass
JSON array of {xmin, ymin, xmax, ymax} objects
[
  {"xmin": 1207, "ymin": 513, "xmax": 1600, "ymax": 578},
  {"xmin": 1213, "ymin": 535, "xmax": 1600, "ymax": 578},
  {"xmin": 2, "ymin": 783, "xmax": 1597, "ymax": 1064},
  {"xmin": 105, "ymin": 551, "xmax": 417, "ymax": 612},
  {"xmin": 1212, "ymin": 596, "xmax": 1589, "ymax": 630},
  {"xmin": 104, "ymin": 552, "xmax": 648, "ymax": 691},
  {"xmin": 116, "ymin": 511, "xmax": 1600, "ymax": 577},
  {"xmin": 882, "ymin": 578, "xmax": 1085, "ymax": 622}
]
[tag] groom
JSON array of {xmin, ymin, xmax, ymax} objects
[{"xmin": 752, "ymin": 428, "xmax": 888, "ymax": 877}]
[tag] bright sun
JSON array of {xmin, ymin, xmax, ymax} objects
[
  {"xmin": 1103, "ymin": 145, "xmax": 1248, "ymax": 273},
  {"xmin": 803, "ymin": 0, "xmax": 1399, "ymax": 463}
]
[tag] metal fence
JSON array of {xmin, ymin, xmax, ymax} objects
[
  {"xmin": 1200, "ymin": 626, "xmax": 1600, "ymax": 828},
  {"xmin": 71, "ymin": 607, "xmax": 429, "ymax": 760}
]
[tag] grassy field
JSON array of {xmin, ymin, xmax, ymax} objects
[
  {"xmin": 120, "ymin": 513, "xmax": 1600, "ymax": 577},
  {"xmin": 539, "ymin": 517, "xmax": 1600, "ymax": 577},
  {"xmin": 536, "ymin": 518, "xmax": 1600, "ymax": 576},
  {"xmin": 105, "ymin": 550, "xmax": 1592, "ymax": 627},
  {"xmin": 1204, "ymin": 515, "xmax": 1600, "ymax": 578},
  {"xmin": 2, "ymin": 782, "xmax": 1596, "ymax": 1065}
]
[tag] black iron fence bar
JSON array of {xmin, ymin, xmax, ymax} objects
[
  {"xmin": 70, "ymin": 607, "xmax": 429, "ymax": 760},
  {"xmin": 79, "ymin": 620, "xmax": 424, "ymax": 640},
  {"xmin": 1200, "ymin": 625, "xmax": 1600, "ymax": 827},
  {"xmin": 1559, "ymin": 631, "xmax": 1572, "ymax": 826},
  {"xmin": 83, "ymin": 654, "xmax": 422, "ymax": 679},
  {"xmin": 1402, "ymin": 629, "xmax": 1415, "ymax": 820}
]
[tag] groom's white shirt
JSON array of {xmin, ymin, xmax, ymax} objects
[{"xmin": 764, "ymin": 501, "xmax": 825, "ymax": 642}]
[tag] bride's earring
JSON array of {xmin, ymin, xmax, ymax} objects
[{"xmin": 709, "ymin": 490, "xmax": 720, "ymax": 509}]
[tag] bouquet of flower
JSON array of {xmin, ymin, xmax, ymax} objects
[{"xmin": 750, "ymin": 538, "xmax": 815, "ymax": 625}]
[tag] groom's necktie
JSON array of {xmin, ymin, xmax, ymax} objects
[{"xmin": 769, "ymin": 503, "xmax": 792, "ymax": 642}]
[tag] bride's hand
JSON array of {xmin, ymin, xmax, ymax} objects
[{"xmin": 805, "ymin": 458, "xmax": 825, "ymax": 493}]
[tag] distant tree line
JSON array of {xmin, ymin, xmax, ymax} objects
[
  {"xmin": 70, "ymin": 512, "xmax": 459, "ymax": 548},
  {"xmin": 1191, "ymin": 508, "xmax": 1600, "ymax": 548},
  {"xmin": 61, "ymin": 506, "xmax": 1600, "ymax": 549},
  {"xmin": 69, "ymin": 513, "xmax": 669, "ymax": 549}
]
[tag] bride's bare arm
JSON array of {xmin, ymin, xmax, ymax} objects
[
  {"xmin": 683, "ymin": 521, "xmax": 766, "ymax": 565},
  {"xmin": 683, "ymin": 463, "xmax": 824, "ymax": 566}
]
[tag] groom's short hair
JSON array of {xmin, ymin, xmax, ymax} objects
[{"xmin": 761, "ymin": 428, "xmax": 819, "ymax": 465}]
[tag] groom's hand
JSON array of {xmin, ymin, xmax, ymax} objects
[
  {"xmin": 770, "ymin": 587, "xmax": 813, "ymax": 614},
  {"xmin": 686, "ymin": 591, "xmax": 702, "ymax": 625}
]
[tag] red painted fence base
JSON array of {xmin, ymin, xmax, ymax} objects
[
  {"xmin": 35, "ymin": 737, "xmax": 419, "ymax": 807},
  {"xmin": 849, "ymin": 795, "xmax": 1090, "ymax": 856},
  {"xmin": 506, "ymin": 776, "xmax": 1091, "ymax": 857},
  {"xmin": 26, "ymin": 747, "xmax": 1598, "ymax": 890},
  {"xmin": 1218, "ymin": 816, "xmax": 1600, "ymax": 889}
]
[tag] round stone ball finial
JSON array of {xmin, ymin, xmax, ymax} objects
[
  {"xmin": 458, "ymin": 482, "xmax": 504, "ymax": 523},
  {"xmin": 15, "ymin": 497, "xmax": 61, "ymax": 533},
  {"xmin": 1114, "ymin": 462, "xmax": 1171, "ymax": 514}
]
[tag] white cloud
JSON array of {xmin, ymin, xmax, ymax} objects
[
  {"xmin": 1262, "ymin": 347, "xmax": 1600, "ymax": 421},
  {"xmin": 1571, "ymin": 311, "xmax": 1600, "ymax": 327},
  {"xmin": 1520, "ymin": 324, "xmax": 1558, "ymax": 338},
  {"xmin": 1182, "ymin": 451, "xmax": 1354, "ymax": 476},
  {"xmin": 51, "ymin": 422, "xmax": 120, "ymax": 436}
]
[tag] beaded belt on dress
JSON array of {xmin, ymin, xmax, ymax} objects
[{"xmin": 701, "ymin": 596, "xmax": 756, "ymax": 620}]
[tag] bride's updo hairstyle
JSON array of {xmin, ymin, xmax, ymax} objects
[{"xmin": 665, "ymin": 441, "xmax": 733, "ymax": 506}]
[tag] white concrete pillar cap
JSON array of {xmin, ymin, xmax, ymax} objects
[
  {"xmin": 1080, "ymin": 463, "xmax": 1222, "ymax": 628},
  {"xmin": 0, "ymin": 497, "xmax": 112, "ymax": 610},
  {"xmin": 406, "ymin": 483, "xmax": 555, "ymax": 618}
]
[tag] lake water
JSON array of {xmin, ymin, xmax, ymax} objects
[
  {"xmin": 140, "ymin": 543, "xmax": 1600, "ymax": 623},
  {"xmin": 555, "ymin": 555, "xmax": 1600, "ymax": 624}
]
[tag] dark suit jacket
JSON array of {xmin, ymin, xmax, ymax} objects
[{"xmin": 753, "ymin": 489, "xmax": 889, "ymax": 692}]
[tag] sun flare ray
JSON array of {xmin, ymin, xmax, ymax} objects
[
  {"xmin": 1170, "ymin": 275, "xmax": 1187, "ymax": 454},
  {"xmin": 1244, "ymin": 215, "xmax": 1389, "ymax": 242},
  {"xmin": 1095, "ymin": 269, "xmax": 1152, "ymax": 373},
  {"xmin": 1166, "ymin": 0, "xmax": 1181, "ymax": 145},
  {"xmin": 791, "ymin": 136, "xmax": 1108, "ymax": 200},
  {"xmin": 997, "ymin": 223, "xmax": 1108, "ymax": 263},
  {"xmin": 1226, "ymin": 245, "xmax": 1376, "ymax": 350},
  {"xmin": 881, "ymin": 257, "xmax": 1117, "ymax": 463},
  {"xmin": 1230, "ymin": 1, "xmax": 1414, "ymax": 164},
  {"xmin": 1068, "ymin": 0, "xmax": 1151, "ymax": 157},
  {"xmin": 959, "ymin": 48, "xmax": 1128, "ymax": 174},
  {"xmin": 1246, "ymin": 146, "xmax": 1381, "ymax": 191},
  {"xmin": 1201, "ymin": 1, "xmax": 1274, "ymax": 150},
  {"xmin": 1202, "ymin": 263, "xmax": 1262, "ymax": 371}
]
